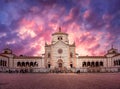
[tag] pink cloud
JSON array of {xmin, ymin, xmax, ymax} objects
[{"xmin": 83, "ymin": 10, "xmax": 91, "ymax": 19}]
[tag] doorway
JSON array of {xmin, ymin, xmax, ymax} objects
[{"xmin": 58, "ymin": 63, "xmax": 62, "ymax": 68}]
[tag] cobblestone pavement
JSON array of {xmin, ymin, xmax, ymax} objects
[{"xmin": 0, "ymin": 73, "xmax": 120, "ymax": 89}]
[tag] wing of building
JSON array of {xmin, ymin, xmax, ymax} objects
[{"xmin": 0, "ymin": 28, "xmax": 120, "ymax": 73}]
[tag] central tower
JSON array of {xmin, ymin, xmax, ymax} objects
[{"xmin": 45, "ymin": 27, "xmax": 76, "ymax": 71}]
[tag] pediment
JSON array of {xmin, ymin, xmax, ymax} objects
[{"xmin": 52, "ymin": 40, "xmax": 68, "ymax": 47}]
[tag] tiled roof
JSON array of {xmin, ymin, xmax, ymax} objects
[{"xmin": 0, "ymin": 54, "xmax": 9, "ymax": 58}]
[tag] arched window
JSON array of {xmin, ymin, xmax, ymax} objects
[
  {"xmin": 61, "ymin": 37, "xmax": 63, "ymax": 40},
  {"xmin": 58, "ymin": 63, "xmax": 62, "ymax": 68},
  {"xmin": 17, "ymin": 62, "xmax": 21, "ymax": 67},
  {"xmin": 100, "ymin": 61, "xmax": 103, "ymax": 66},
  {"xmin": 87, "ymin": 62, "xmax": 90, "ymax": 67},
  {"xmin": 91, "ymin": 62, "xmax": 95, "ymax": 67},
  {"xmin": 48, "ymin": 53, "xmax": 51, "ymax": 58},
  {"xmin": 26, "ymin": 62, "xmax": 29, "ymax": 67},
  {"xmin": 30, "ymin": 62, "xmax": 33, "ymax": 67},
  {"xmin": 82, "ymin": 62, "xmax": 86, "ymax": 67},
  {"xmin": 58, "ymin": 37, "xmax": 60, "ymax": 40},
  {"xmin": 58, "ymin": 36, "xmax": 63, "ymax": 40},
  {"xmin": 22, "ymin": 62, "xmax": 25, "ymax": 67},
  {"xmin": 48, "ymin": 64, "xmax": 51, "ymax": 68},
  {"xmin": 96, "ymin": 61, "xmax": 99, "ymax": 67},
  {"xmin": 70, "ymin": 64, "xmax": 73, "ymax": 68},
  {"xmin": 70, "ymin": 52, "xmax": 73, "ymax": 58}
]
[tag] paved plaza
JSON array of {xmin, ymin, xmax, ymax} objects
[{"xmin": 0, "ymin": 73, "xmax": 120, "ymax": 89}]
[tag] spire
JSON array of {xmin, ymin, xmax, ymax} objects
[{"xmin": 59, "ymin": 27, "xmax": 61, "ymax": 32}]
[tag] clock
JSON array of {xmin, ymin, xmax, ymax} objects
[{"xmin": 58, "ymin": 49, "xmax": 63, "ymax": 54}]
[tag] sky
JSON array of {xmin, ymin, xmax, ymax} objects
[{"xmin": 0, "ymin": 0, "xmax": 120, "ymax": 56}]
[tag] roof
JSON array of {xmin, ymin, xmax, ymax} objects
[
  {"xmin": 52, "ymin": 32, "xmax": 68, "ymax": 36},
  {"xmin": 14, "ymin": 56, "xmax": 43, "ymax": 59},
  {"xmin": 113, "ymin": 53, "xmax": 120, "ymax": 57},
  {"xmin": 0, "ymin": 54, "xmax": 9, "ymax": 58},
  {"xmin": 78, "ymin": 56, "xmax": 106, "ymax": 58}
]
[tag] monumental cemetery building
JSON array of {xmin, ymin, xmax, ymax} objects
[{"xmin": 0, "ymin": 28, "xmax": 120, "ymax": 73}]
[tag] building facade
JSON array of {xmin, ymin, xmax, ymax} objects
[{"xmin": 0, "ymin": 28, "xmax": 120, "ymax": 73}]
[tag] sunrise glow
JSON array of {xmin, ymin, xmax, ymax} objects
[{"xmin": 0, "ymin": 0, "xmax": 120, "ymax": 56}]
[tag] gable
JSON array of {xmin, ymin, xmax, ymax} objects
[{"xmin": 52, "ymin": 40, "xmax": 68, "ymax": 48}]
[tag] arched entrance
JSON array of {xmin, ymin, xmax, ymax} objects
[
  {"xmin": 58, "ymin": 63, "xmax": 62, "ymax": 68},
  {"xmin": 54, "ymin": 59, "xmax": 66, "ymax": 73},
  {"xmin": 58, "ymin": 59, "xmax": 63, "ymax": 68}
]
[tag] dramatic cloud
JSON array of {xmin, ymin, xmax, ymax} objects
[{"xmin": 0, "ymin": 0, "xmax": 120, "ymax": 56}]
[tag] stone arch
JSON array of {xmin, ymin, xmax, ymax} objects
[
  {"xmin": 87, "ymin": 62, "xmax": 90, "ymax": 67},
  {"xmin": 82, "ymin": 62, "xmax": 86, "ymax": 67},
  {"xmin": 96, "ymin": 61, "xmax": 99, "ymax": 67},
  {"xmin": 26, "ymin": 62, "xmax": 29, "ymax": 67},
  {"xmin": 22, "ymin": 62, "xmax": 25, "ymax": 67},
  {"xmin": 30, "ymin": 62, "xmax": 33, "ymax": 67},
  {"xmin": 91, "ymin": 61, "xmax": 95, "ymax": 67},
  {"xmin": 57, "ymin": 59, "xmax": 63, "ymax": 68},
  {"xmin": 17, "ymin": 62, "xmax": 21, "ymax": 67}
]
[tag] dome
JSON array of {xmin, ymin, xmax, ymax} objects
[
  {"xmin": 52, "ymin": 27, "xmax": 68, "ymax": 36},
  {"xmin": 3, "ymin": 48, "xmax": 12, "ymax": 54},
  {"xmin": 107, "ymin": 47, "xmax": 118, "ymax": 54}
]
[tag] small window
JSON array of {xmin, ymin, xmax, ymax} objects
[
  {"xmin": 17, "ymin": 62, "xmax": 21, "ymax": 67},
  {"xmin": 22, "ymin": 62, "xmax": 25, "ymax": 67},
  {"xmin": 70, "ymin": 64, "xmax": 73, "ymax": 68},
  {"xmin": 48, "ymin": 64, "xmax": 51, "ymax": 68},
  {"xmin": 48, "ymin": 53, "xmax": 51, "ymax": 58},
  {"xmin": 100, "ymin": 61, "xmax": 103, "ymax": 66},
  {"xmin": 58, "ymin": 36, "xmax": 63, "ymax": 40},
  {"xmin": 70, "ymin": 52, "xmax": 73, "ymax": 58},
  {"xmin": 82, "ymin": 62, "xmax": 86, "ymax": 67},
  {"xmin": 30, "ymin": 62, "xmax": 34, "ymax": 67}
]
